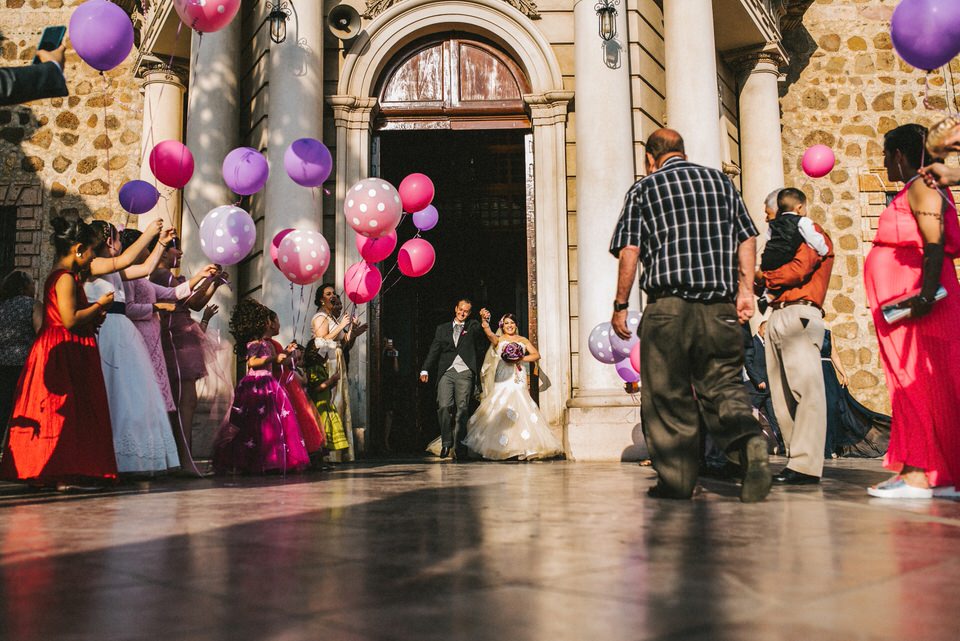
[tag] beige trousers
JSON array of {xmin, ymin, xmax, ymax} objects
[{"xmin": 765, "ymin": 305, "xmax": 827, "ymax": 477}]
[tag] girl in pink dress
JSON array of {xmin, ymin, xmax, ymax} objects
[
  {"xmin": 863, "ymin": 123, "xmax": 960, "ymax": 498},
  {"xmin": 212, "ymin": 298, "xmax": 310, "ymax": 474}
]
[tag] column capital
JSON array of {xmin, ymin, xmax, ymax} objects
[
  {"xmin": 725, "ymin": 43, "xmax": 788, "ymax": 75},
  {"xmin": 523, "ymin": 91, "xmax": 574, "ymax": 126},
  {"xmin": 328, "ymin": 95, "xmax": 379, "ymax": 131},
  {"xmin": 138, "ymin": 58, "xmax": 189, "ymax": 89}
]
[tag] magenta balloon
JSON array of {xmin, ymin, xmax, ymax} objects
[
  {"xmin": 609, "ymin": 311, "xmax": 641, "ymax": 359},
  {"xmin": 397, "ymin": 238, "xmax": 436, "ymax": 278},
  {"xmin": 398, "ymin": 173, "xmax": 435, "ymax": 213},
  {"xmin": 412, "ymin": 205, "xmax": 439, "ymax": 231},
  {"xmin": 344, "ymin": 261, "xmax": 382, "ymax": 304},
  {"xmin": 199, "ymin": 205, "xmax": 256, "ymax": 266},
  {"xmin": 284, "ymin": 138, "xmax": 333, "ymax": 188},
  {"xmin": 616, "ymin": 358, "xmax": 640, "ymax": 383},
  {"xmin": 629, "ymin": 341, "xmax": 640, "ymax": 373},
  {"xmin": 890, "ymin": 0, "xmax": 960, "ymax": 71},
  {"xmin": 277, "ymin": 230, "xmax": 330, "ymax": 285},
  {"xmin": 172, "ymin": 0, "xmax": 241, "ymax": 34},
  {"xmin": 149, "ymin": 140, "xmax": 195, "ymax": 189},
  {"xmin": 222, "ymin": 147, "xmax": 269, "ymax": 196},
  {"xmin": 270, "ymin": 228, "xmax": 295, "ymax": 270},
  {"xmin": 801, "ymin": 145, "xmax": 835, "ymax": 179},
  {"xmin": 118, "ymin": 180, "xmax": 159, "ymax": 215},
  {"xmin": 356, "ymin": 230, "xmax": 398, "ymax": 263},
  {"xmin": 69, "ymin": 0, "xmax": 134, "ymax": 72}
]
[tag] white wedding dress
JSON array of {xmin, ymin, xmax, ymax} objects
[{"xmin": 451, "ymin": 340, "xmax": 563, "ymax": 460}]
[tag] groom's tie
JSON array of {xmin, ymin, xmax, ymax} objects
[{"xmin": 453, "ymin": 322, "xmax": 463, "ymax": 346}]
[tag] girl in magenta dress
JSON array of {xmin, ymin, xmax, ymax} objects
[
  {"xmin": 863, "ymin": 123, "xmax": 960, "ymax": 498},
  {"xmin": 1, "ymin": 218, "xmax": 117, "ymax": 484},
  {"xmin": 212, "ymin": 298, "xmax": 309, "ymax": 474}
]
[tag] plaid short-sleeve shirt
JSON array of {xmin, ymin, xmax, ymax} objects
[{"xmin": 609, "ymin": 157, "xmax": 758, "ymax": 302}]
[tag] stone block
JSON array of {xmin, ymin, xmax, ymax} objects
[{"xmin": 566, "ymin": 403, "xmax": 646, "ymax": 462}]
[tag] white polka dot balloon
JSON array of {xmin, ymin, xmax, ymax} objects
[
  {"xmin": 609, "ymin": 310, "xmax": 642, "ymax": 359},
  {"xmin": 276, "ymin": 229, "xmax": 330, "ymax": 285},
  {"xmin": 343, "ymin": 177, "xmax": 402, "ymax": 238},
  {"xmin": 588, "ymin": 321, "xmax": 620, "ymax": 364},
  {"xmin": 199, "ymin": 205, "xmax": 256, "ymax": 266}
]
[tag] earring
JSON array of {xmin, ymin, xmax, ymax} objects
[{"xmin": 76, "ymin": 250, "xmax": 82, "ymax": 258}]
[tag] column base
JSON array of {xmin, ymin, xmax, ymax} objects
[{"xmin": 565, "ymin": 391, "xmax": 647, "ymax": 462}]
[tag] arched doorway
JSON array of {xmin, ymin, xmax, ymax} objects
[
  {"xmin": 330, "ymin": 0, "xmax": 573, "ymax": 453},
  {"xmin": 370, "ymin": 35, "xmax": 534, "ymax": 453}
]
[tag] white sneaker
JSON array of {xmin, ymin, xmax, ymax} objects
[
  {"xmin": 867, "ymin": 478, "xmax": 933, "ymax": 499},
  {"xmin": 933, "ymin": 486, "xmax": 960, "ymax": 498}
]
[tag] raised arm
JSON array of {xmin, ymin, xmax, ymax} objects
[
  {"xmin": 89, "ymin": 219, "xmax": 162, "ymax": 277},
  {"xmin": 119, "ymin": 228, "xmax": 175, "ymax": 281}
]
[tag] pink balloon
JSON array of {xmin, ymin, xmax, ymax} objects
[
  {"xmin": 801, "ymin": 145, "xmax": 836, "ymax": 178},
  {"xmin": 399, "ymin": 173, "xmax": 435, "ymax": 213},
  {"xmin": 629, "ymin": 341, "xmax": 640, "ymax": 374},
  {"xmin": 276, "ymin": 230, "xmax": 330, "ymax": 286},
  {"xmin": 397, "ymin": 238, "xmax": 436, "ymax": 278},
  {"xmin": 356, "ymin": 230, "xmax": 397, "ymax": 263},
  {"xmin": 149, "ymin": 140, "xmax": 194, "ymax": 189},
  {"xmin": 270, "ymin": 228, "xmax": 294, "ymax": 270},
  {"xmin": 616, "ymin": 358, "xmax": 639, "ymax": 383},
  {"xmin": 173, "ymin": 0, "xmax": 241, "ymax": 34},
  {"xmin": 344, "ymin": 261, "xmax": 382, "ymax": 304},
  {"xmin": 344, "ymin": 178, "xmax": 403, "ymax": 238}
]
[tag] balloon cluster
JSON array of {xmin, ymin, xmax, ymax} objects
[
  {"xmin": 587, "ymin": 312, "xmax": 642, "ymax": 384},
  {"xmin": 343, "ymin": 173, "xmax": 439, "ymax": 305}
]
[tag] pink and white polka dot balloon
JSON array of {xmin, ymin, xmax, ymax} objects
[
  {"xmin": 199, "ymin": 205, "xmax": 256, "ymax": 266},
  {"xmin": 276, "ymin": 229, "xmax": 330, "ymax": 286},
  {"xmin": 343, "ymin": 178, "xmax": 402, "ymax": 239}
]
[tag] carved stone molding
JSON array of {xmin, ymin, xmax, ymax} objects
[
  {"xmin": 138, "ymin": 60, "xmax": 189, "ymax": 87},
  {"xmin": 726, "ymin": 44, "xmax": 788, "ymax": 75},
  {"xmin": 328, "ymin": 95, "xmax": 380, "ymax": 131},
  {"xmin": 364, "ymin": 0, "xmax": 540, "ymax": 20},
  {"xmin": 523, "ymin": 91, "xmax": 574, "ymax": 126}
]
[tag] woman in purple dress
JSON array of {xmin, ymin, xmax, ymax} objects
[{"xmin": 212, "ymin": 298, "xmax": 309, "ymax": 474}]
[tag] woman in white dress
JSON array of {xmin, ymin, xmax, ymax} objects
[
  {"xmin": 460, "ymin": 312, "xmax": 563, "ymax": 461},
  {"xmin": 85, "ymin": 221, "xmax": 181, "ymax": 474}
]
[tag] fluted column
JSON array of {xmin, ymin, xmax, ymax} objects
[
  {"xmin": 572, "ymin": 0, "xmax": 638, "ymax": 397},
  {"xmin": 181, "ymin": 16, "xmax": 242, "ymax": 450},
  {"xmin": 262, "ymin": 1, "xmax": 325, "ymax": 333},
  {"xmin": 137, "ymin": 66, "xmax": 186, "ymax": 229},
  {"xmin": 736, "ymin": 49, "xmax": 787, "ymax": 233},
  {"xmin": 663, "ymin": 0, "xmax": 723, "ymax": 168}
]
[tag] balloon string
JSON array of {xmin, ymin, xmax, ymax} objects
[
  {"xmin": 181, "ymin": 193, "xmax": 202, "ymax": 229},
  {"xmin": 99, "ymin": 72, "xmax": 117, "ymax": 225}
]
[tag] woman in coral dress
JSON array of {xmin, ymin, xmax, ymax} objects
[
  {"xmin": 1, "ymin": 218, "xmax": 117, "ymax": 484},
  {"xmin": 863, "ymin": 123, "xmax": 960, "ymax": 499}
]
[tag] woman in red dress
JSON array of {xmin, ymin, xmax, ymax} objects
[
  {"xmin": 1, "ymin": 218, "xmax": 117, "ymax": 485},
  {"xmin": 863, "ymin": 124, "xmax": 960, "ymax": 499}
]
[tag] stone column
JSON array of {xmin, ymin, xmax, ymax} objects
[
  {"xmin": 567, "ymin": 1, "xmax": 642, "ymax": 460},
  {"xmin": 262, "ymin": 1, "xmax": 325, "ymax": 334},
  {"xmin": 735, "ymin": 50, "xmax": 787, "ymax": 232},
  {"xmin": 663, "ymin": 0, "xmax": 723, "ymax": 169},
  {"xmin": 181, "ymin": 18, "xmax": 242, "ymax": 453},
  {"xmin": 137, "ymin": 66, "xmax": 186, "ymax": 229}
]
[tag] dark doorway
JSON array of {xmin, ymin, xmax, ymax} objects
[{"xmin": 371, "ymin": 129, "xmax": 531, "ymax": 455}]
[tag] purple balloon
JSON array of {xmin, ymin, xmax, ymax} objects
[
  {"xmin": 69, "ymin": 0, "xmax": 135, "ymax": 72},
  {"xmin": 609, "ymin": 311, "xmax": 642, "ymax": 359},
  {"xmin": 588, "ymin": 322, "xmax": 619, "ymax": 364},
  {"xmin": 891, "ymin": 0, "xmax": 960, "ymax": 70},
  {"xmin": 284, "ymin": 138, "xmax": 332, "ymax": 188},
  {"xmin": 118, "ymin": 180, "xmax": 160, "ymax": 215},
  {"xmin": 222, "ymin": 147, "xmax": 269, "ymax": 196},
  {"xmin": 615, "ymin": 358, "xmax": 640, "ymax": 383},
  {"xmin": 412, "ymin": 205, "xmax": 439, "ymax": 231},
  {"xmin": 199, "ymin": 205, "xmax": 256, "ymax": 266}
]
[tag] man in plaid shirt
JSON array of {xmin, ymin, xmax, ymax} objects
[{"xmin": 609, "ymin": 129, "xmax": 771, "ymax": 502}]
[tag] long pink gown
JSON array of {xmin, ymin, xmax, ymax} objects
[{"xmin": 863, "ymin": 180, "xmax": 960, "ymax": 487}]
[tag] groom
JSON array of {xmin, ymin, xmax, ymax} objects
[{"xmin": 419, "ymin": 298, "xmax": 487, "ymax": 459}]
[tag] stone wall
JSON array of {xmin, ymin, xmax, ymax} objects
[
  {"xmin": 0, "ymin": 0, "xmax": 144, "ymax": 281},
  {"xmin": 780, "ymin": 0, "xmax": 960, "ymax": 413}
]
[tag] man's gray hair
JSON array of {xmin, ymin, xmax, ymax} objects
[{"xmin": 764, "ymin": 188, "xmax": 782, "ymax": 212}]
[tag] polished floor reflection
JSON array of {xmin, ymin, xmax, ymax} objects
[{"xmin": 1, "ymin": 458, "xmax": 959, "ymax": 641}]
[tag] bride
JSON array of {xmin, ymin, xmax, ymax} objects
[{"xmin": 460, "ymin": 310, "xmax": 563, "ymax": 460}]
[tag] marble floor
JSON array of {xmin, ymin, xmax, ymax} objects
[{"xmin": 0, "ymin": 458, "xmax": 958, "ymax": 641}]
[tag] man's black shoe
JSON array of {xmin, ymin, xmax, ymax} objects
[
  {"xmin": 739, "ymin": 435, "xmax": 772, "ymax": 503},
  {"xmin": 772, "ymin": 468, "xmax": 820, "ymax": 485},
  {"xmin": 440, "ymin": 446, "xmax": 450, "ymax": 459},
  {"xmin": 647, "ymin": 484, "xmax": 691, "ymax": 500}
]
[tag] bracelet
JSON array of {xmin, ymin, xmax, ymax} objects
[{"xmin": 159, "ymin": 241, "xmax": 170, "ymax": 248}]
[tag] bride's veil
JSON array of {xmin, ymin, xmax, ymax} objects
[{"xmin": 478, "ymin": 328, "xmax": 501, "ymax": 401}]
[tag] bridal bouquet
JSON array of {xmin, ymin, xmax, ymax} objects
[{"xmin": 501, "ymin": 342, "xmax": 525, "ymax": 364}]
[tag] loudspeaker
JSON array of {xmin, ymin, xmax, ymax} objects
[{"xmin": 327, "ymin": 4, "xmax": 361, "ymax": 41}]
